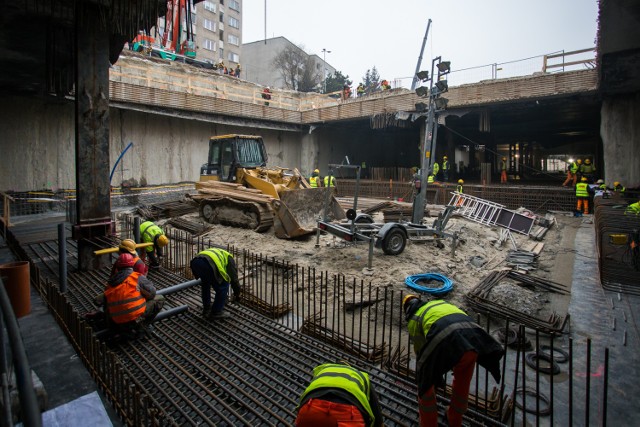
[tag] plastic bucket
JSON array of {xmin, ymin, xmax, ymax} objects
[{"xmin": 0, "ymin": 261, "xmax": 31, "ymax": 318}]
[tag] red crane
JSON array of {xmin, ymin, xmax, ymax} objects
[{"xmin": 161, "ymin": 0, "xmax": 196, "ymax": 57}]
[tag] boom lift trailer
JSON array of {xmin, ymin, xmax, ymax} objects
[{"xmin": 316, "ymin": 162, "xmax": 460, "ymax": 269}]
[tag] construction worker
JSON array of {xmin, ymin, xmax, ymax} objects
[
  {"xmin": 596, "ymin": 179, "xmax": 607, "ymax": 190},
  {"xmin": 342, "ymin": 84, "xmax": 352, "ymax": 100},
  {"xmin": 111, "ymin": 239, "xmax": 148, "ymax": 276},
  {"xmin": 262, "ymin": 87, "xmax": 272, "ymax": 106},
  {"xmin": 190, "ymin": 248, "xmax": 241, "ymax": 320},
  {"xmin": 500, "ymin": 156, "xmax": 508, "ymax": 184},
  {"xmin": 562, "ymin": 159, "xmax": 580, "ymax": 187},
  {"xmin": 295, "ymin": 363, "xmax": 383, "ymax": 427},
  {"xmin": 613, "ymin": 181, "xmax": 626, "ymax": 194},
  {"xmin": 235, "ymin": 64, "xmax": 241, "ymax": 78},
  {"xmin": 580, "ymin": 158, "xmax": 596, "ymax": 183},
  {"xmin": 94, "ymin": 261, "xmax": 165, "ymax": 335},
  {"xmin": 357, "ymin": 83, "xmax": 365, "ymax": 97},
  {"xmin": 324, "ymin": 172, "xmax": 337, "ymax": 195},
  {"xmin": 381, "ymin": 80, "xmax": 391, "ymax": 90},
  {"xmin": 403, "ymin": 295, "xmax": 503, "ymax": 427},
  {"xmin": 309, "ymin": 169, "xmax": 322, "ymax": 188},
  {"xmin": 441, "ymin": 156, "xmax": 450, "ymax": 182},
  {"xmin": 432, "ymin": 161, "xmax": 440, "ymax": 181},
  {"xmin": 575, "ymin": 176, "xmax": 591, "ymax": 216},
  {"xmin": 455, "ymin": 179, "xmax": 464, "ymax": 206},
  {"xmin": 625, "ymin": 198, "xmax": 640, "ymax": 215},
  {"xmin": 140, "ymin": 221, "xmax": 169, "ymax": 270}
]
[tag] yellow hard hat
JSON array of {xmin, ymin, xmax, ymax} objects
[
  {"xmin": 577, "ymin": 159, "xmax": 582, "ymax": 164},
  {"xmin": 443, "ymin": 156, "xmax": 448, "ymax": 160},
  {"xmin": 614, "ymin": 181, "xmax": 620, "ymax": 187},
  {"xmin": 458, "ymin": 179, "xmax": 464, "ymax": 184},
  {"xmin": 402, "ymin": 294, "xmax": 420, "ymax": 312},
  {"xmin": 119, "ymin": 239, "xmax": 137, "ymax": 255},
  {"xmin": 502, "ymin": 157, "xmax": 506, "ymax": 161},
  {"xmin": 581, "ymin": 177, "xmax": 588, "ymax": 182},
  {"xmin": 157, "ymin": 235, "xmax": 169, "ymax": 248},
  {"xmin": 585, "ymin": 159, "xmax": 591, "ymax": 164},
  {"xmin": 314, "ymin": 169, "xmax": 320, "ymax": 174}
]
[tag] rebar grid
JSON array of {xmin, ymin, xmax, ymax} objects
[
  {"xmin": 593, "ymin": 195, "xmax": 640, "ymax": 293},
  {"xmin": 0, "ymin": 216, "xmax": 615, "ymax": 426}
]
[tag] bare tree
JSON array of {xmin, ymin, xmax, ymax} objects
[{"xmin": 272, "ymin": 44, "xmax": 320, "ymax": 91}]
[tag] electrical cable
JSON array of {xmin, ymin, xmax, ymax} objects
[{"xmin": 405, "ymin": 273, "xmax": 453, "ymax": 296}]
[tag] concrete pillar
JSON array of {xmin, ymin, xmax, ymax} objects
[
  {"xmin": 601, "ymin": 94, "xmax": 640, "ymax": 188},
  {"xmin": 73, "ymin": 3, "xmax": 113, "ymax": 271}
]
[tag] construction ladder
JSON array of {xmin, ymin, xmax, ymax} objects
[{"xmin": 448, "ymin": 192, "xmax": 534, "ymax": 235}]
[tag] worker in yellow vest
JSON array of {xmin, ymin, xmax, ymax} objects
[
  {"xmin": 441, "ymin": 156, "xmax": 450, "ymax": 182},
  {"xmin": 575, "ymin": 176, "xmax": 592, "ymax": 216},
  {"xmin": 324, "ymin": 173, "xmax": 337, "ymax": 195},
  {"xmin": 296, "ymin": 363, "xmax": 383, "ymax": 426},
  {"xmin": 190, "ymin": 248, "xmax": 241, "ymax": 319},
  {"xmin": 403, "ymin": 295, "xmax": 503, "ymax": 427},
  {"xmin": 309, "ymin": 169, "xmax": 322, "ymax": 188}
]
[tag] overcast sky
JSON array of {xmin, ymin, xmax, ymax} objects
[{"xmin": 241, "ymin": 0, "xmax": 599, "ymax": 88}]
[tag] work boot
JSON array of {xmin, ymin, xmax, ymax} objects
[
  {"xmin": 208, "ymin": 311, "xmax": 231, "ymax": 320},
  {"xmin": 201, "ymin": 305, "xmax": 211, "ymax": 317}
]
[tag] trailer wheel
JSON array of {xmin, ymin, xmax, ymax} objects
[
  {"xmin": 200, "ymin": 202, "xmax": 217, "ymax": 223},
  {"xmin": 382, "ymin": 228, "xmax": 406, "ymax": 255}
]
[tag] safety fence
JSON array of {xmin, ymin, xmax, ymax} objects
[{"xmin": 594, "ymin": 195, "xmax": 640, "ymax": 294}]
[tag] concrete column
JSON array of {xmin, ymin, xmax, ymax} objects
[
  {"xmin": 601, "ymin": 94, "xmax": 640, "ymax": 188},
  {"xmin": 74, "ymin": 3, "xmax": 112, "ymax": 271}
]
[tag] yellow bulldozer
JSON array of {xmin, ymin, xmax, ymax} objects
[{"xmin": 188, "ymin": 134, "xmax": 345, "ymax": 239}]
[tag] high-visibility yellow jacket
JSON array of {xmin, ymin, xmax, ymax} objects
[
  {"xmin": 575, "ymin": 182, "xmax": 589, "ymax": 198},
  {"xmin": 298, "ymin": 363, "xmax": 376, "ymax": 426}
]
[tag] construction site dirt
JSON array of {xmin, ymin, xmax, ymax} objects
[{"xmin": 152, "ymin": 196, "xmax": 579, "ymax": 326}]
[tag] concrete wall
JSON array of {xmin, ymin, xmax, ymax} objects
[
  {"xmin": 601, "ymin": 93, "xmax": 640, "ymax": 189},
  {"xmin": 0, "ymin": 96, "xmax": 306, "ymax": 191}
]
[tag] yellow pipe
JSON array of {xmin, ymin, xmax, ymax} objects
[{"xmin": 94, "ymin": 242, "xmax": 153, "ymax": 256}]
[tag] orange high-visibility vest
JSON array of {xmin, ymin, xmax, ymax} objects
[{"xmin": 104, "ymin": 272, "xmax": 146, "ymax": 324}]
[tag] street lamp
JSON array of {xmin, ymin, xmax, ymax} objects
[
  {"xmin": 412, "ymin": 56, "xmax": 451, "ymax": 224},
  {"xmin": 322, "ymin": 48, "xmax": 331, "ymax": 93}
]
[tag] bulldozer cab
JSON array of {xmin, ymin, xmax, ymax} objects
[{"xmin": 200, "ymin": 134, "xmax": 267, "ymax": 182}]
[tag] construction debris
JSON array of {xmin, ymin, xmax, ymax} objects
[
  {"xmin": 465, "ymin": 270, "xmax": 570, "ymax": 334},
  {"xmin": 136, "ymin": 199, "xmax": 198, "ymax": 220}
]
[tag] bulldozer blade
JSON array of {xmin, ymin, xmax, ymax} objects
[{"xmin": 273, "ymin": 188, "xmax": 346, "ymax": 239}]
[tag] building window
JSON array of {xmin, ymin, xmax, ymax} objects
[
  {"xmin": 228, "ymin": 0, "xmax": 240, "ymax": 12},
  {"xmin": 203, "ymin": 18, "xmax": 215, "ymax": 31},
  {"xmin": 219, "ymin": 30, "xmax": 224, "ymax": 40},
  {"xmin": 228, "ymin": 34, "xmax": 239, "ymax": 46},
  {"xmin": 219, "ymin": 12, "xmax": 224, "ymax": 22},
  {"xmin": 228, "ymin": 52, "xmax": 239, "ymax": 63},
  {"xmin": 228, "ymin": 16, "xmax": 239, "ymax": 29},
  {"xmin": 203, "ymin": 1, "xmax": 216, "ymax": 12},
  {"xmin": 219, "ymin": 48, "xmax": 224, "ymax": 59},
  {"xmin": 203, "ymin": 39, "xmax": 215, "ymax": 51},
  {"xmin": 220, "ymin": 0, "xmax": 224, "ymax": 4}
]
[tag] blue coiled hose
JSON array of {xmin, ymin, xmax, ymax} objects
[{"xmin": 405, "ymin": 273, "xmax": 454, "ymax": 295}]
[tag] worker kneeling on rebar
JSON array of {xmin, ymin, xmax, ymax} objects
[
  {"xmin": 295, "ymin": 362, "xmax": 383, "ymax": 427},
  {"xmin": 403, "ymin": 295, "xmax": 504, "ymax": 427},
  {"xmin": 140, "ymin": 220, "xmax": 169, "ymax": 270},
  {"xmin": 94, "ymin": 253, "xmax": 165, "ymax": 336}
]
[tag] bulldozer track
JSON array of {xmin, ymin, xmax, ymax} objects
[{"xmin": 199, "ymin": 197, "xmax": 274, "ymax": 232}]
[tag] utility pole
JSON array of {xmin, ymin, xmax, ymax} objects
[{"xmin": 412, "ymin": 56, "xmax": 451, "ymax": 224}]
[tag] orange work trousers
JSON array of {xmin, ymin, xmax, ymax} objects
[
  {"xmin": 563, "ymin": 171, "xmax": 577, "ymax": 187},
  {"xmin": 500, "ymin": 170, "xmax": 507, "ymax": 183},
  {"xmin": 296, "ymin": 398, "xmax": 366, "ymax": 427},
  {"xmin": 577, "ymin": 198, "xmax": 589, "ymax": 214},
  {"xmin": 418, "ymin": 351, "xmax": 478, "ymax": 427}
]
